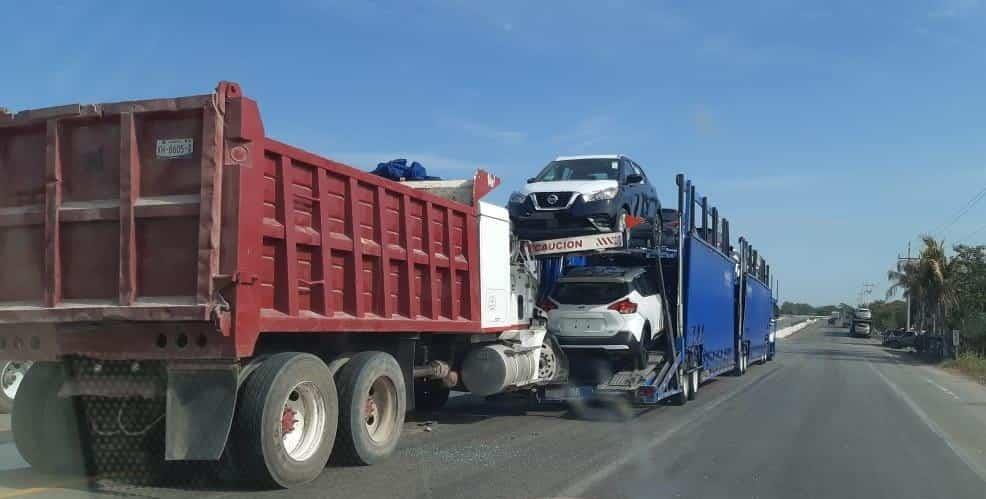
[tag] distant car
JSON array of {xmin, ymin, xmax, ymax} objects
[
  {"xmin": 508, "ymin": 155, "xmax": 661, "ymax": 241},
  {"xmin": 850, "ymin": 321, "xmax": 872, "ymax": 337},
  {"xmin": 854, "ymin": 307, "xmax": 872, "ymax": 321},
  {"xmin": 885, "ymin": 330, "xmax": 917, "ymax": 349},
  {"xmin": 882, "ymin": 328, "xmax": 902, "ymax": 345},
  {"xmin": 914, "ymin": 334, "xmax": 944, "ymax": 356},
  {"xmin": 541, "ymin": 266, "xmax": 665, "ymax": 369}
]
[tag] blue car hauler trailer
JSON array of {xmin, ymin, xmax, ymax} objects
[
  {"xmin": 736, "ymin": 237, "xmax": 775, "ymax": 372},
  {"xmin": 534, "ymin": 173, "xmax": 775, "ymax": 406}
]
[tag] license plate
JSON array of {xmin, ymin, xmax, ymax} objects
[
  {"xmin": 563, "ymin": 319, "xmax": 601, "ymax": 332},
  {"xmin": 156, "ymin": 138, "xmax": 194, "ymax": 159},
  {"xmin": 545, "ymin": 385, "xmax": 593, "ymax": 400}
]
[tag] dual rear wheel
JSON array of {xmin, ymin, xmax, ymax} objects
[
  {"xmin": 230, "ymin": 351, "xmax": 406, "ymax": 488},
  {"xmin": 14, "ymin": 352, "xmax": 408, "ymax": 488}
]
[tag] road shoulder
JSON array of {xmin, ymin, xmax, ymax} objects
[{"xmin": 869, "ymin": 348, "xmax": 986, "ymax": 481}]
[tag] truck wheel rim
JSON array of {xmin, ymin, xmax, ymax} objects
[
  {"xmin": 365, "ymin": 376, "xmax": 398, "ymax": 444},
  {"xmin": 1, "ymin": 361, "xmax": 31, "ymax": 400},
  {"xmin": 539, "ymin": 341, "xmax": 557, "ymax": 380},
  {"xmin": 281, "ymin": 381, "xmax": 326, "ymax": 462}
]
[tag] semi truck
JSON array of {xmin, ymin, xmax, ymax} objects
[
  {"xmin": 0, "ymin": 82, "xmax": 568, "ymax": 488},
  {"xmin": 536, "ymin": 175, "xmax": 776, "ymax": 406},
  {"xmin": 850, "ymin": 307, "xmax": 873, "ymax": 337}
]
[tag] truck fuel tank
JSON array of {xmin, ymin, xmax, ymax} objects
[{"xmin": 461, "ymin": 342, "xmax": 541, "ymax": 396}]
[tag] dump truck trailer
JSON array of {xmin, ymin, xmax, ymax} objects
[
  {"xmin": 538, "ymin": 175, "xmax": 776, "ymax": 406},
  {"xmin": 0, "ymin": 82, "xmax": 565, "ymax": 487}
]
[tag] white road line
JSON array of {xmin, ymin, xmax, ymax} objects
[
  {"xmin": 867, "ymin": 361, "xmax": 986, "ymax": 483},
  {"xmin": 924, "ymin": 376, "xmax": 961, "ymax": 400},
  {"xmin": 558, "ymin": 367, "xmax": 781, "ymax": 498}
]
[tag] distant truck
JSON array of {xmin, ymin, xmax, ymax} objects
[{"xmin": 850, "ymin": 307, "xmax": 873, "ymax": 337}]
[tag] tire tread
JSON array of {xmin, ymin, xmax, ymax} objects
[{"xmin": 332, "ymin": 351, "xmax": 405, "ymax": 466}]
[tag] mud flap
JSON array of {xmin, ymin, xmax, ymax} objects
[{"xmin": 165, "ymin": 362, "xmax": 238, "ymax": 461}]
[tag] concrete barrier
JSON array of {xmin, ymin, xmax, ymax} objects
[{"xmin": 776, "ymin": 318, "xmax": 817, "ymax": 339}]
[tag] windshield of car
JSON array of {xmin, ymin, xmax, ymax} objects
[
  {"xmin": 534, "ymin": 159, "xmax": 620, "ymax": 181},
  {"xmin": 552, "ymin": 282, "xmax": 629, "ymax": 305}
]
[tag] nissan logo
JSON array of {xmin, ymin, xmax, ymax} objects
[{"xmin": 546, "ymin": 194, "xmax": 559, "ymax": 205}]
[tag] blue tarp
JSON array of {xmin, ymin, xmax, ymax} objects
[{"xmin": 371, "ymin": 158, "xmax": 440, "ymax": 181}]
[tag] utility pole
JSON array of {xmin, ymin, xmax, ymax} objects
[
  {"xmin": 858, "ymin": 282, "xmax": 874, "ymax": 306},
  {"xmin": 898, "ymin": 241, "xmax": 918, "ymax": 331}
]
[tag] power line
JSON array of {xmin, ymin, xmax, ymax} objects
[
  {"xmin": 957, "ymin": 221, "xmax": 986, "ymax": 242},
  {"xmin": 931, "ymin": 184, "xmax": 986, "ymax": 239}
]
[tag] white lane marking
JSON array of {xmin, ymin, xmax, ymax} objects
[
  {"xmin": 867, "ymin": 362, "xmax": 986, "ymax": 483},
  {"xmin": 559, "ymin": 367, "xmax": 781, "ymax": 497},
  {"xmin": 924, "ymin": 376, "xmax": 961, "ymax": 400}
]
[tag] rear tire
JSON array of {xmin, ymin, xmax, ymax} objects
[
  {"xmin": 635, "ymin": 327, "xmax": 652, "ymax": 370},
  {"xmin": 733, "ymin": 351, "xmax": 747, "ymax": 376},
  {"xmin": 687, "ymin": 370, "xmax": 699, "ymax": 401},
  {"xmin": 414, "ymin": 379, "xmax": 450, "ymax": 413},
  {"xmin": 231, "ymin": 352, "xmax": 338, "ymax": 488},
  {"xmin": 12, "ymin": 362, "xmax": 88, "ymax": 475},
  {"xmin": 332, "ymin": 351, "xmax": 406, "ymax": 466}
]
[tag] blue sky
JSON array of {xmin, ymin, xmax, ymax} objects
[{"xmin": 5, "ymin": 0, "xmax": 986, "ymax": 305}]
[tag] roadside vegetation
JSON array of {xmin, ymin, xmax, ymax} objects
[
  {"xmin": 943, "ymin": 353, "xmax": 986, "ymax": 385},
  {"xmin": 886, "ymin": 236, "xmax": 986, "ymax": 382},
  {"xmin": 785, "ymin": 237, "xmax": 986, "ymax": 383}
]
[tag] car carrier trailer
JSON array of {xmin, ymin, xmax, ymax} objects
[
  {"xmin": 537, "ymin": 174, "xmax": 776, "ymax": 406},
  {"xmin": 0, "ymin": 82, "xmax": 567, "ymax": 488}
]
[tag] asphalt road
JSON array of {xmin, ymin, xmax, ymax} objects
[{"xmin": 1, "ymin": 322, "xmax": 986, "ymax": 498}]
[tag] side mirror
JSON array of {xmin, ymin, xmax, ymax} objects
[
  {"xmin": 526, "ymin": 177, "xmax": 537, "ymax": 183},
  {"xmin": 626, "ymin": 174, "xmax": 643, "ymax": 185}
]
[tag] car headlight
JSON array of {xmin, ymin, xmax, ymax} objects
[
  {"xmin": 583, "ymin": 187, "xmax": 618, "ymax": 202},
  {"xmin": 509, "ymin": 191, "xmax": 528, "ymax": 204}
]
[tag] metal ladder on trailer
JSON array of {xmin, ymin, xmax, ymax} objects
[{"xmin": 572, "ymin": 247, "xmax": 685, "ymax": 404}]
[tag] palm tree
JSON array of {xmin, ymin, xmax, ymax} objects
[
  {"xmin": 887, "ymin": 258, "xmax": 923, "ymax": 328},
  {"xmin": 888, "ymin": 236, "xmax": 957, "ymax": 334}
]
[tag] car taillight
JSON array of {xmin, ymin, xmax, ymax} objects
[
  {"xmin": 537, "ymin": 299, "xmax": 557, "ymax": 312},
  {"xmin": 608, "ymin": 298, "xmax": 637, "ymax": 314}
]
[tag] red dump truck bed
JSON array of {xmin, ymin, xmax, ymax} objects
[{"xmin": 0, "ymin": 82, "xmax": 499, "ymax": 361}]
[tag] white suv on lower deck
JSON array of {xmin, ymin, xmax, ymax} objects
[{"xmin": 540, "ymin": 266, "xmax": 664, "ymax": 368}]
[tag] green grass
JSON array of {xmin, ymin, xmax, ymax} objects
[{"xmin": 943, "ymin": 352, "xmax": 986, "ymax": 385}]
